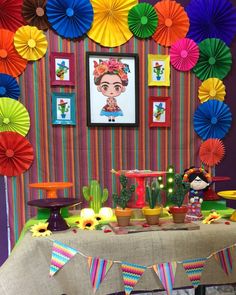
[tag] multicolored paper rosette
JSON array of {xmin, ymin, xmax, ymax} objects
[
  {"xmin": 0, "ymin": 73, "xmax": 20, "ymax": 100},
  {"xmin": 0, "ymin": 97, "xmax": 30, "ymax": 136},
  {"xmin": 199, "ymin": 138, "xmax": 225, "ymax": 167},
  {"xmin": 0, "ymin": 29, "xmax": 27, "ymax": 77},
  {"xmin": 198, "ymin": 78, "xmax": 226, "ymax": 103},
  {"xmin": 87, "ymin": 0, "xmax": 137, "ymax": 47},
  {"xmin": 170, "ymin": 38, "xmax": 199, "ymax": 71},
  {"xmin": 193, "ymin": 38, "xmax": 232, "ymax": 81},
  {"xmin": 186, "ymin": 0, "xmax": 236, "ymax": 46},
  {"xmin": 0, "ymin": 131, "xmax": 34, "ymax": 176},
  {"xmin": 46, "ymin": 0, "xmax": 93, "ymax": 39},
  {"xmin": 128, "ymin": 3, "xmax": 158, "ymax": 39},
  {"xmin": 14, "ymin": 25, "xmax": 48, "ymax": 61},
  {"xmin": 193, "ymin": 100, "xmax": 232, "ymax": 140},
  {"xmin": 22, "ymin": 0, "xmax": 49, "ymax": 31},
  {"xmin": 152, "ymin": 0, "xmax": 189, "ymax": 47}
]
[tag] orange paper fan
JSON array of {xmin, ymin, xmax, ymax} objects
[{"xmin": 199, "ymin": 138, "xmax": 225, "ymax": 167}]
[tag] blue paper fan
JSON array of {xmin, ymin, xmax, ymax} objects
[
  {"xmin": 194, "ymin": 100, "xmax": 232, "ymax": 140},
  {"xmin": 46, "ymin": 0, "xmax": 93, "ymax": 39},
  {"xmin": 0, "ymin": 73, "xmax": 20, "ymax": 100},
  {"xmin": 186, "ymin": 0, "xmax": 236, "ymax": 46}
]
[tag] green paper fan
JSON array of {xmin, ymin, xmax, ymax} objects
[
  {"xmin": 193, "ymin": 38, "xmax": 232, "ymax": 81},
  {"xmin": 128, "ymin": 3, "xmax": 158, "ymax": 39},
  {"xmin": 0, "ymin": 97, "xmax": 30, "ymax": 136}
]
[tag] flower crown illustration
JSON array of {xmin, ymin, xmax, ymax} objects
[{"xmin": 183, "ymin": 167, "xmax": 212, "ymax": 183}]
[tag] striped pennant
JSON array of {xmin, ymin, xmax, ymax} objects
[
  {"xmin": 214, "ymin": 247, "xmax": 233, "ymax": 275},
  {"xmin": 88, "ymin": 257, "xmax": 113, "ymax": 293},
  {"xmin": 153, "ymin": 262, "xmax": 177, "ymax": 295},
  {"xmin": 49, "ymin": 240, "xmax": 78, "ymax": 276},
  {"xmin": 182, "ymin": 257, "xmax": 207, "ymax": 288},
  {"xmin": 121, "ymin": 262, "xmax": 146, "ymax": 295}
]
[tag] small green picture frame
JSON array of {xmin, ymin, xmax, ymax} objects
[{"xmin": 52, "ymin": 92, "xmax": 76, "ymax": 125}]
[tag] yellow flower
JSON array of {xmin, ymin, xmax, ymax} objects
[
  {"xmin": 94, "ymin": 214, "xmax": 104, "ymax": 222},
  {"xmin": 77, "ymin": 218, "xmax": 99, "ymax": 230},
  {"xmin": 202, "ymin": 212, "xmax": 221, "ymax": 224},
  {"xmin": 30, "ymin": 222, "xmax": 52, "ymax": 237}
]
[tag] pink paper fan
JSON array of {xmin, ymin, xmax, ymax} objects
[{"xmin": 170, "ymin": 38, "xmax": 199, "ymax": 71}]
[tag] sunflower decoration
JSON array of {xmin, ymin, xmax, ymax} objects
[
  {"xmin": 198, "ymin": 78, "xmax": 226, "ymax": 103},
  {"xmin": 30, "ymin": 222, "xmax": 52, "ymax": 237},
  {"xmin": 94, "ymin": 214, "xmax": 104, "ymax": 222},
  {"xmin": 77, "ymin": 217, "xmax": 99, "ymax": 230}
]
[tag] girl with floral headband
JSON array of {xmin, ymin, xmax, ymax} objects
[{"xmin": 93, "ymin": 58, "xmax": 130, "ymax": 122}]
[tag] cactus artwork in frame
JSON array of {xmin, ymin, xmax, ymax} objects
[
  {"xmin": 148, "ymin": 54, "xmax": 170, "ymax": 86},
  {"xmin": 52, "ymin": 92, "xmax": 76, "ymax": 125}
]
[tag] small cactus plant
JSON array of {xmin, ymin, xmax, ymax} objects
[
  {"xmin": 146, "ymin": 179, "xmax": 161, "ymax": 209},
  {"xmin": 170, "ymin": 174, "xmax": 190, "ymax": 207}
]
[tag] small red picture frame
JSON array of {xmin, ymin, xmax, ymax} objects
[{"xmin": 149, "ymin": 96, "xmax": 171, "ymax": 127}]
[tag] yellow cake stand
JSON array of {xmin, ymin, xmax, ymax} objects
[{"xmin": 218, "ymin": 190, "xmax": 236, "ymax": 221}]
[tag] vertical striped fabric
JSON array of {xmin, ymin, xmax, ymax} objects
[
  {"xmin": 182, "ymin": 257, "xmax": 207, "ymax": 288},
  {"xmin": 153, "ymin": 262, "xmax": 177, "ymax": 295},
  {"xmin": 214, "ymin": 247, "xmax": 233, "ymax": 275}
]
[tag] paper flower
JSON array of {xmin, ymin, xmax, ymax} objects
[
  {"xmin": 186, "ymin": 0, "xmax": 236, "ymax": 46},
  {"xmin": 128, "ymin": 3, "xmax": 158, "ymax": 39},
  {"xmin": 0, "ymin": 73, "xmax": 20, "ymax": 100},
  {"xmin": 193, "ymin": 100, "xmax": 232, "ymax": 140},
  {"xmin": 198, "ymin": 78, "xmax": 226, "ymax": 103},
  {"xmin": 22, "ymin": 0, "xmax": 49, "ymax": 31},
  {"xmin": 202, "ymin": 211, "xmax": 221, "ymax": 224},
  {"xmin": 46, "ymin": 0, "xmax": 93, "ymax": 39},
  {"xmin": 193, "ymin": 38, "xmax": 232, "ymax": 81},
  {"xmin": 77, "ymin": 217, "xmax": 99, "ymax": 230},
  {"xmin": 87, "ymin": 0, "xmax": 137, "ymax": 47},
  {"xmin": 152, "ymin": 0, "xmax": 189, "ymax": 47},
  {"xmin": 0, "ymin": 97, "xmax": 30, "ymax": 136},
  {"xmin": 0, "ymin": 131, "xmax": 34, "ymax": 176},
  {"xmin": 0, "ymin": 29, "xmax": 27, "ymax": 77},
  {"xmin": 30, "ymin": 222, "xmax": 52, "ymax": 237},
  {"xmin": 14, "ymin": 25, "xmax": 48, "ymax": 61},
  {"xmin": 170, "ymin": 38, "xmax": 199, "ymax": 71},
  {"xmin": 199, "ymin": 138, "xmax": 225, "ymax": 167}
]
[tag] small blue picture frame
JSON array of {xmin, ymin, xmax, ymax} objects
[{"xmin": 52, "ymin": 92, "xmax": 76, "ymax": 125}]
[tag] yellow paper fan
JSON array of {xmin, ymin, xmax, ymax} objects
[
  {"xmin": 198, "ymin": 78, "xmax": 226, "ymax": 103},
  {"xmin": 14, "ymin": 25, "xmax": 48, "ymax": 61}
]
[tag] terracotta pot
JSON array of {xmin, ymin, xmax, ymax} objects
[
  {"xmin": 142, "ymin": 206, "xmax": 162, "ymax": 225},
  {"xmin": 169, "ymin": 206, "xmax": 188, "ymax": 223},
  {"xmin": 115, "ymin": 208, "xmax": 132, "ymax": 227}
]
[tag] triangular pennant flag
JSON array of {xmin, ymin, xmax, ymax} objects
[
  {"xmin": 49, "ymin": 240, "xmax": 78, "ymax": 276},
  {"xmin": 121, "ymin": 262, "xmax": 146, "ymax": 295},
  {"xmin": 182, "ymin": 257, "xmax": 207, "ymax": 288},
  {"xmin": 153, "ymin": 262, "xmax": 177, "ymax": 295},
  {"xmin": 88, "ymin": 257, "xmax": 113, "ymax": 293},
  {"xmin": 214, "ymin": 247, "xmax": 233, "ymax": 275}
]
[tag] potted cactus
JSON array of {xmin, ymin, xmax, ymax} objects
[{"xmin": 112, "ymin": 174, "xmax": 135, "ymax": 226}]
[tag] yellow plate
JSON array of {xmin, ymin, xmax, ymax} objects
[{"xmin": 218, "ymin": 190, "xmax": 236, "ymax": 200}]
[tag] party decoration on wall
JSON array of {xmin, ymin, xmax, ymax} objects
[
  {"xmin": 30, "ymin": 222, "xmax": 51, "ymax": 237},
  {"xmin": 0, "ymin": 131, "xmax": 34, "ymax": 176},
  {"xmin": 170, "ymin": 38, "xmax": 199, "ymax": 71},
  {"xmin": 193, "ymin": 38, "xmax": 232, "ymax": 81},
  {"xmin": 153, "ymin": 262, "xmax": 177, "ymax": 295},
  {"xmin": 148, "ymin": 54, "xmax": 170, "ymax": 86},
  {"xmin": 0, "ymin": 29, "xmax": 27, "ymax": 77},
  {"xmin": 213, "ymin": 247, "xmax": 233, "ymax": 276},
  {"xmin": 0, "ymin": 0, "xmax": 26, "ymax": 32},
  {"xmin": 199, "ymin": 138, "xmax": 225, "ymax": 167},
  {"xmin": 87, "ymin": 0, "xmax": 137, "ymax": 47},
  {"xmin": 14, "ymin": 25, "xmax": 48, "ymax": 61},
  {"xmin": 182, "ymin": 257, "xmax": 207, "ymax": 288},
  {"xmin": 46, "ymin": 0, "xmax": 94, "ymax": 39},
  {"xmin": 128, "ymin": 3, "xmax": 158, "ymax": 39},
  {"xmin": 193, "ymin": 100, "xmax": 232, "ymax": 141},
  {"xmin": 198, "ymin": 78, "xmax": 226, "ymax": 103},
  {"xmin": 0, "ymin": 97, "xmax": 30, "ymax": 136},
  {"xmin": 0, "ymin": 73, "xmax": 20, "ymax": 100},
  {"xmin": 22, "ymin": 0, "xmax": 49, "ymax": 31},
  {"xmin": 186, "ymin": 0, "xmax": 236, "ymax": 46},
  {"xmin": 152, "ymin": 0, "xmax": 189, "ymax": 47}
]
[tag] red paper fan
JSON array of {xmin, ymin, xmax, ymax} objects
[
  {"xmin": 0, "ymin": 131, "xmax": 34, "ymax": 176},
  {"xmin": 199, "ymin": 138, "xmax": 225, "ymax": 167}
]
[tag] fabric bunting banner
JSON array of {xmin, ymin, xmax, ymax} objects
[
  {"xmin": 88, "ymin": 257, "xmax": 113, "ymax": 293},
  {"xmin": 214, "ymin": 247, "xmax": 233, "ymax": 275},
  {"xmin": 121, "ymin": 262, "xmax": 147, "ymax": 295},
  {"xmin": 153, "ymin": 262, "xmax": 177, "ymax": 295},
  {"xmin": 182, "ymin": 257, "xmax": 207, "ymax": 288},
  {"xmin": 49, "ymin": 240, "xmax": 78, "ymax": 276}
]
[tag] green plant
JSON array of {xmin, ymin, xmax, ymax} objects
[
  {"xmin": 146, "ymin": 179, "xmax": 161, "ymax": 209},
  {"xmin": 170, "ymin": 173, "xmax": 190, "ymax": 207},
  {"xmin": 112, "ymin": 174, "xmax": 135, "ymax": 210}
]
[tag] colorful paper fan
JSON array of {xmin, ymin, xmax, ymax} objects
[
  {"xmin": 87, "ymin": 0, "xmax": 137, "ymax": 47},
  {"xmin": 22, "ymin": 0, "xmax": 49, "ymax": 31},
  {"xmin": 0, "ymin": 74, "xmax": 20, "ymax": 100},
  {"xmin": 46, "ymin": 0, "xmax": 93, "ymax": 39},
  {"xmin": 0, "ymin": 29, "xmax": 27, "ymax": 78},
  {"xmin": 0, "ymin": 97, "xmax": 30, "ymax": 136},
  {"xmin": 193, "ymin": 38, "xmax": 232, "ymax": 81},
  {"xmin": 193, "ymin": 100, "xmax": 232, "ymax": 140},
  {"xmin": 128, "ymin": 3, "xmax": 158, "ymax": 39},
  {"xmin": 152, "ymin": 0, "xmax": 189, "ymax": 47},
  {"xmin": 186, "ymin": 0, "xmax": 236, "ymax": 46},
  {"xmin": 198, "ymin": 78, "xmax": 226, "ymax": 104},
  {"xmin": 0, "ymin": 131, "xmax": 34, "ymax": 176},
  {"xmin": 170, "ymin": 38, "xmax": 199, "ymax": 71},
  {"xmin": 14, "ymin": 25, "xmax": 48, "ymax": 61},
  {"xmin": 199, "ymin": 138, "xmax": 225, "ymax": 167}
]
